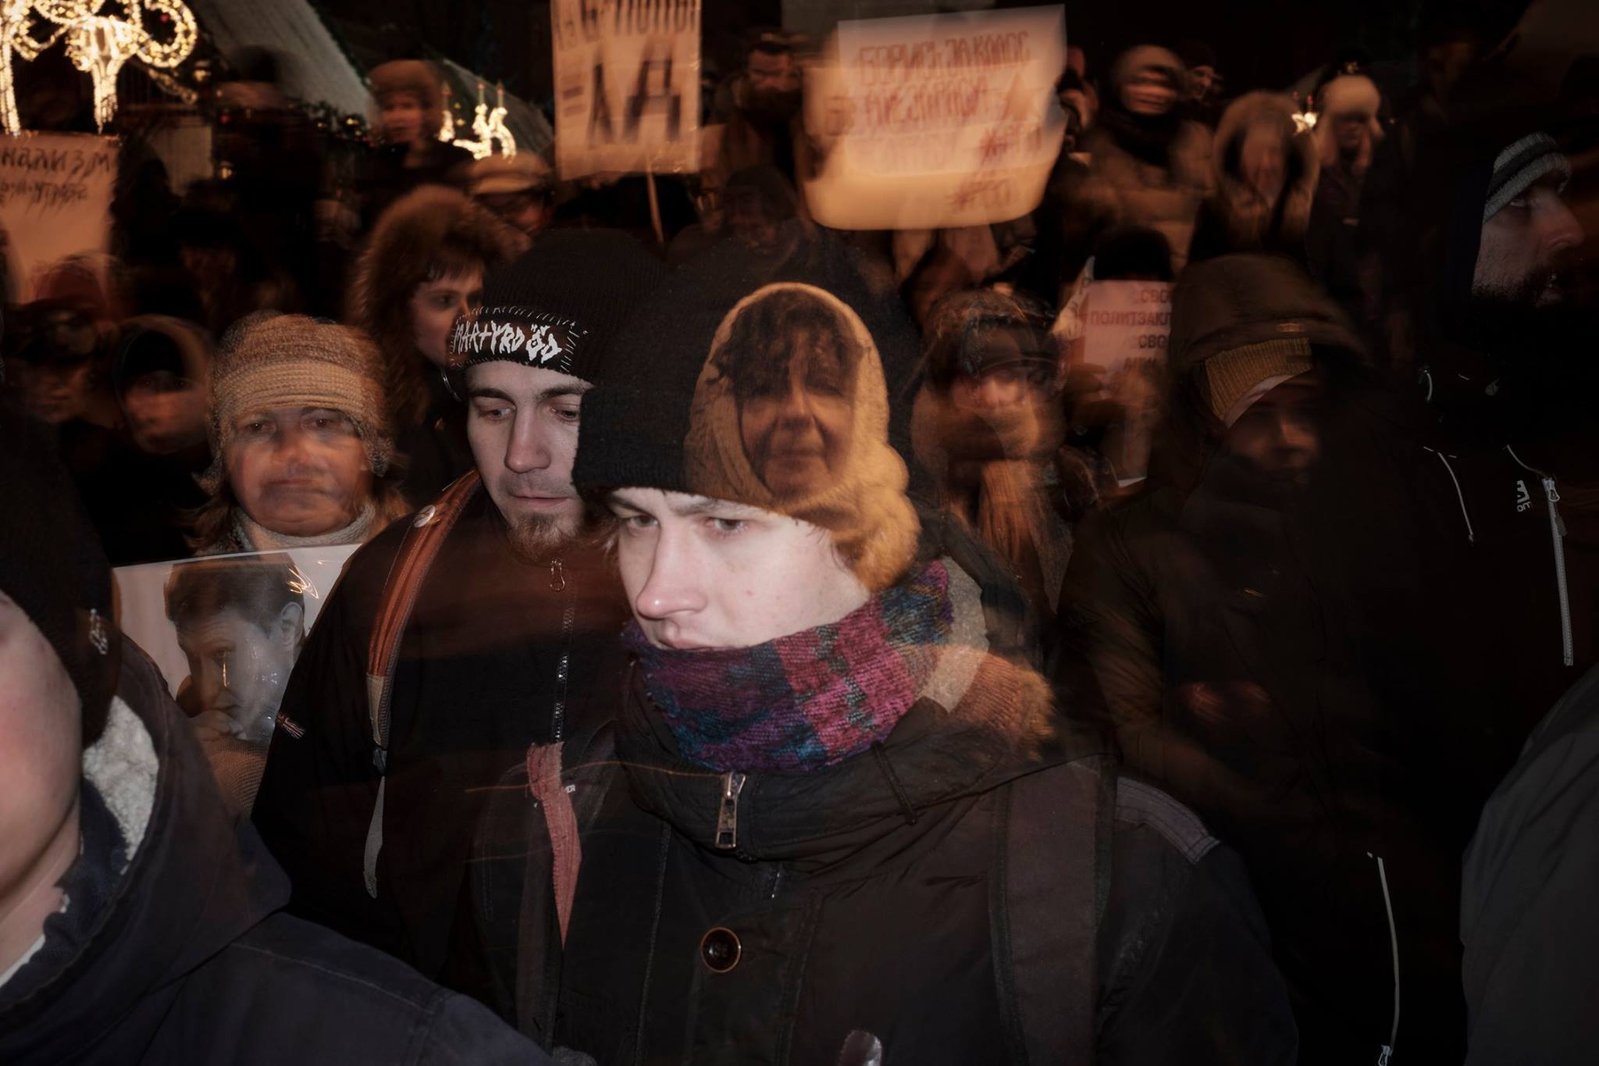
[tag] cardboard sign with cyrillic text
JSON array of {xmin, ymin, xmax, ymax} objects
[{"xmin": 0, "ymin": 133, "xmax": 116, "ymax": 301}]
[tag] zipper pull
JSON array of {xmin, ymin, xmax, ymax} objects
[
  {"xmin": 1377, "ymin": 1046, "xmax": 1392, "ymax": 1066},
  {"xmin": 1544, "ymin": 478, "xmax": 1568, "ymax": 537},
  {"xmin": 714, "ymin": 771, "xmax": 747, "ymax": 850},
  {"xmin": 549, "ymin": 558, "xmax": 566, "ymax": 591}
]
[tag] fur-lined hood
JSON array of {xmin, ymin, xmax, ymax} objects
[
  {"xmin": 1208, "ymin": 92, "xmax": 1319, "ymax": 251},
  {"xmin": 346, "ymin": 185, "xmax": 527, "ymax": 422}
]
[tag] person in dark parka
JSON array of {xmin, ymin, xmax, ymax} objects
[{"xmin": 0, "ymin": 410, "xmax": 549, "ymax": 1066}]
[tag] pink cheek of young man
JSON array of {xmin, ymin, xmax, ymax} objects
[
  {"xmin": 0, "ymin": 596, "xmax": 84, "ymax": 975},
  {"xmin": 612, "ymin": 490, "xmax": 870, "ymax": 651}
]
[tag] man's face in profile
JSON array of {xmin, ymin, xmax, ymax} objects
[
  {"xmin": 176, "ymin": 604, "xmax": 301, "ymax": 741},
  {"xmin": 1474, "ymin": 174, "xmax": 1584, "ymax": 312}
]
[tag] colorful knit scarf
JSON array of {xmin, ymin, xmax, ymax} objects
[{"xmin": 624, "ymin": 561, "xmax": 954, "ymax": 772}]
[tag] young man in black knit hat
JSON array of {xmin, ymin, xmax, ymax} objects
[
  {"xmin": 0, "ymin": 409, "xmax": 551, "ymax": 1065},
  {"xmin": 472, "ymin": 237, "xmax": 1296, "ymax": 1064},
  {"xmin": 252, "ymin": 230, "xmax": 663, "ymax": 1005}
]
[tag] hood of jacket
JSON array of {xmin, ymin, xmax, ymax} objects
[
  {"xmin": 1209, "ymin": 93, "xmax": 1319, "ymax": 249},
  {"xmin": 0, "ymin": 646, "xmax": 286, "ymax": 1060}
]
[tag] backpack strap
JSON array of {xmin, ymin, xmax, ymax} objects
[
  {"xmin": 993, "ymin": 756, "xmax": 1117, "ymax": 1065},
  {"xmin": 361, "ymin": 470, "xmax": 482, "ymax": 898}
]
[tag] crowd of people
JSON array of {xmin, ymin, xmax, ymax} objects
[{"xmin": 2, "ymin": 14, "xmax": 1597, "ymax": 1066}]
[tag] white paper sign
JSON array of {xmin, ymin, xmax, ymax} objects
[
  {"xmin": 0, "ymin": 133, "xmax": 116, "ymax": 301},
  {"xmin": 114, "ymin": 546, "xmax": 358, "ymax": 742},
  {"xmin": 551, "ymin": 0, "xmax": 702, "ymax": 180},
  {"xmin": 803, "ymin": 5, "xmax": 1065, "ymax": 230},
  {"xmin": 1077, "ymin": 281, "xmax": 1172, "ymax": 485}
]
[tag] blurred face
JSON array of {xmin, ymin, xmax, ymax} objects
[
  {"xmin": 466, "ymin": 361, "xmax": 588, "ymax": 557},
  {"xmin": 737, "ymin": 321, "xmax": 855, "ymax": 498},
  {"xmin": 478, "ymin": 191, "xmax": 553, "ymax": 239},
  {"xmin": 122, "ymin": 370, "xmax": 208, "ymax": 454},
  {"xmin": 1474, "ymin": 175, "xmax": 1584, "ymax": 310},
  {"xmin": 225, "ymin": 406, "xmax": 373, "ymax": 537},
  {"xmin": 608, "ymin": 488, "xmax": 869, "ymax": 650},
  {"xmin": 1223, "ymin": 376, "xmax": 1321, "ymax": 483},
  {"xmin": 410, "ymin": 268, "xmax": 483, "ymax": 367},
  {"xmin": 379, "ymin": 92, "xmax": 426, "ymax": 147},
  {"xmin": 1122, "ymin": 70, "xmax": 1177, "ymax": 117},
  {"xmin": 747, "ymin": 49, "xmax": 800, "ymax": 95},
  {"xmin": 1333, "ymin": 111, "xmax": 1370, "ymax": 155},
  {"xmin": 18, "ymin": 358, "xmax": 94, "ymax": 424},
  {"xmin": 175, "ymin": 604, "xmax": 301, "ymax": 741},
  {"xmin": 1239, "ymin": 122, "xmax": 1287, "ymax": 203},
  {"xmin": 0, "ymin": 593, "xmax": 81, "ymax": 975},
  {"xmin": 1188, "ymin": 64, "xmax": 1218, "ymax": 101}
]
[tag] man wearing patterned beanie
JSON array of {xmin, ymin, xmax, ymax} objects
[
  {"xmin": 253, "ymin": 231, "xmax": 659, "ymax": 1005},
  {"xmin": 473, "ymin": 238, "xmax": 1296, "ymax": 1063},
  {"xmin": 192, "ymin": 313, "xmax": 410, "ymax": 555}
]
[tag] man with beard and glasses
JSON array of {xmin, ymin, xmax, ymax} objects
[{"xmin": 252, "ymin": 231, "xmax": 661, "ymax": 1009}]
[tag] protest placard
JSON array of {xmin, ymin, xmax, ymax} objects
[
  {"xmin": 551, "ymin": 0, "xmax": 701, "ymax": 179},
  {"xmin": 0, "ymin": 132, "xmax": 116, "ymax": 301},
  {"xmin": 114, "ymin": 546, "xmax": 358, "ymax": 743},
  {"xmin": 1076, "ymin": 280, "xmax": 1172, "ymax": 486},
  {"xmin": 802, "ymin": 5, "xmax": 1065, "ymax": 230}
]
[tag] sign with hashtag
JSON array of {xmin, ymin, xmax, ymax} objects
[
  {"xmin": 551, "ymin": 0, "xmax": 701, "ymax": 180},
  {"xmin": 803, "ymin": 5, "xmax": 1064, "ymax": 229}
]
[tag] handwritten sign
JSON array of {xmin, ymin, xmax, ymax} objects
[
  {"xmin": 803, "ymin": 5, "xmax": 1065, "ymax": 230},
  {"xmin": 551, "ymin": 0, "xmax": 701, "ymax": 180},
  {"xmin": 0, "ymin": 133, "xmax": 116, "ymax": 301},
  {"xmin": 1077, "ymin": 281, "xmax": 1172, "ymax": 485}
]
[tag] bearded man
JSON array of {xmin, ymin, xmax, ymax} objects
[{"xmin": 252, "ymin": 231, "xmax": 663, "ymax": 1006}]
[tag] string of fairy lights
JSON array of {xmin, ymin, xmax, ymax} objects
[{"xmin": 1, "ymin": 0, "xmax": 197, "ymax": 133}]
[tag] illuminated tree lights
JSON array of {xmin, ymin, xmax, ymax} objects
[
  {"xmin": 438, "ymin": 80, "xmax": 516, "ymax": 160},
  {"xmin": 1, "ymin": 0, "xmax": 198, "ymax": 133}
]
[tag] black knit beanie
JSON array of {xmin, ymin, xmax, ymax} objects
[
  {"xmin": 448, "ymin": 228, "xmax": 668, "ymax": 387},
  {"xmin": 0, "ymin": 407, "xmax": 120, "ymax": 743},
  {"xmin": 574, "ymin": 231, "xmax": 925, "ymax": 591}
]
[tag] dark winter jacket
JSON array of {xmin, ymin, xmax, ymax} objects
[
  {"xmin": 252, "ymin": 484, "xmax": 630, "ymax": 1000},
  {"xmin": 1461, "ymin": 664, "xmax": 1599, "ymax": 1066},
  {"xmin": 0, "ymin": 643, "xmax": 549, "ymax": 1065},
  {"xmin": 1056, "ymin": 254, "xmax": 1488, "ymax": 1063},
  {"xmin": 472, "ymin": 557, "xmax": 1297, "ymax": 1065}
]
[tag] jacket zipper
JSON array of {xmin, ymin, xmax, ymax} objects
[
  {"xmin": 714, "ymin": 771, "xmax": 747, "ymax": 850},
  {"xmin": 1507, "ymin": 449, "xmax": 1575, "ymax": 667},
  {"xmin": 1369, "ymin": 852, "xmax": 1400, "ymax": 1066}
]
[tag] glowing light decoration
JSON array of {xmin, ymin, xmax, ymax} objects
[
  {"xmin": 1, "ymin": 0, "xmax": 197, "ymax": 133},
  {"xmin": 438, "ymin": 80, "xmax": 516, "ymax": 160}
]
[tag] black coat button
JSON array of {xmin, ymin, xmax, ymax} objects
[{"xmin": 699, "ymin": 927, "xmax": 742, "ymax": 973}]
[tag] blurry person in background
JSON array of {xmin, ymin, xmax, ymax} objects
[
  {"xmin": 911, "ymin": 289, "xmax": 1092, "ymax": 625},
  {"xmin": 1072, "ymin": 45, "xmax": 1213, "ymax": 274},
  {"xmin": 1058, "ymin": 252, "xmax": 1491, "ymax": 1063},
  {"xmin": 348, "ymin": 185, "xmax": 527, "ymax": 503},
  {"xmin": 101, "ymin": 317, "xmax": 214, "ymax": 563},
  {"xmin": 700, "ymin": 29, "xmax": 809, "ymax": 226},
  {"xmin": 172, "ymin": 206, "xmax": 298, "ymax": 339},
  {"xmin": 1190, "ymin": 92, "xmax": 1319, "ymax": 261},
  {"xmin": 9, "ymin": 300, "xmax": 118, "ymax": 429},
  {"xmin": 469, "ymin": 153, "xmax": 558, "ymax": 241},
  {"xmin": 360, "ymin": 59, "xmax": 475, "ymax": 227},
  {"xmin": 254, "ymin": 231, "xmax": 654, "ymax": 1005},
  {"xmin": 1305, "ymin": 70, "xmax": 1385, "ymax": 317},
  {"xmin": 1177, "ymin": 40, "xmax": 1226, "ymax": 127},
  {"xmin": 166, "ymin": 554, "xmax": 304, "ymax": 814},
  {"xmin": 0, "ymin": 410, "xmax": 553, "ymax": 1066},
  {"xmin": 191, "ymin": 314, "xmax": 407, "ymax": 556}
]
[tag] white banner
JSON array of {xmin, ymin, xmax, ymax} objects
[
  {"xmin": 1075, "ymin": 281, "xmax": 1172, "ymax": 485},
  {"xmin": 114, "ymin": 546, "xmax": 358, "ymax": 743},
  {"xmin": 551, "ymin": 0, "xmax": 701, "ymax": 180},
  {"xmin": 803, "ymin": 5, "xmax": 1065, "ymax": 230},
  {"xmin": 0, "ymin": 132, "xmax": 116, "ymax": 302}
]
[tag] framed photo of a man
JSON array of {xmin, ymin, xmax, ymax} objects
[{"xmin": 113, "ymin": 545, "xmax": 357, "ymax": 813}]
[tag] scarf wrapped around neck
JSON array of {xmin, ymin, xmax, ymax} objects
[{"xmin": 624, "ymin": 561, "xmax": 963, "ymax": 772}]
